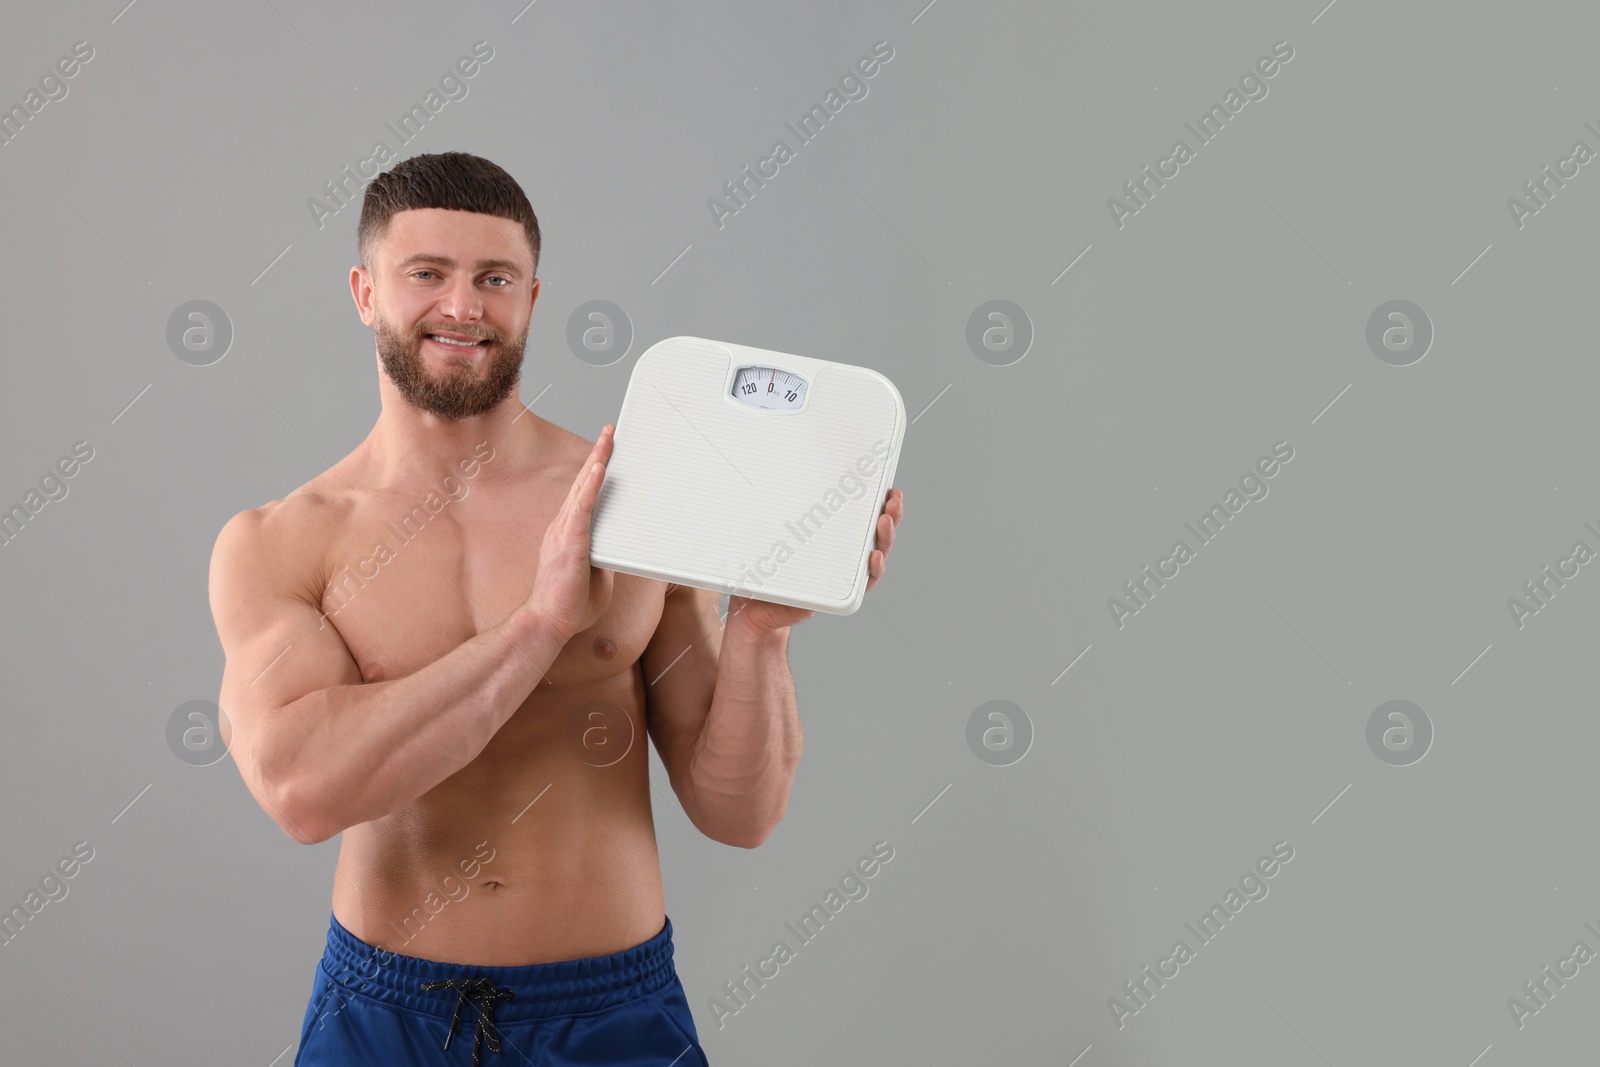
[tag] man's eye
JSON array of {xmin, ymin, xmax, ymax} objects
[{"xmin": 410, "ymin": 271, "xmax": 511, "ymax": 286}]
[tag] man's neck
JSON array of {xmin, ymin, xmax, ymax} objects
[{"xmin": 361, "ymin": 384, "xmax": 553, "ymax": 489}]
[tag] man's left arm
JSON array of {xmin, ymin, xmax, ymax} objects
[
  {"xmin": 642, "ymin": 488, "xmax": 904, "ymax": 849},
  {"xmin": 642, "ymin": 587, "xmax": 800, "ymax": 849}
]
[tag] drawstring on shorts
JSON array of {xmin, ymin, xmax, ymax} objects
[{"xmin": 422, "ymin": 976, "xmax": 517, "ymax": 1065}]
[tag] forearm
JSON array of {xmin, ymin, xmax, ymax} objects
[
  {"xmin": 684, "ymin": 617, "xmax": 802, "ymax": 847},
  {"xmin": 268, "ymin": 605, "xmax": 566, "ymax": 843}
]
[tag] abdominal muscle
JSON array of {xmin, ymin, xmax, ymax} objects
[{"xmin": 327, "ymin": 667, "xmax": 668, "ymax": 967}]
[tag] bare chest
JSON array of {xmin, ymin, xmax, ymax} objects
[{"xmin": 315, "ymin": 487, "xmax": 664, "ymax": 690}]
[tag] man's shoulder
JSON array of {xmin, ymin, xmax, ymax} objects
[
  {"xmin": 219, "ymin": 483, "xmax": 348, "ymax": 542},
  {"xmin": 210, "ymin": 484, "xmax": 349, "ymax": 599}
]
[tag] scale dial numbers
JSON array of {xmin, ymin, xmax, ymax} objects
[
  {"xmin": 731, "ymin": 365, "xmax": 808, "ymax": 412},
  {"xmin": 732, "ymin": 364, "xmax": 806, "ymax": 412}
]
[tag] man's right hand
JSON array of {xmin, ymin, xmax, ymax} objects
[{"xmin": 525, "ymin": 424, "xmax": 617, "ymax": 642}]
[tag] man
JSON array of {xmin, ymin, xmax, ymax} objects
[{"xmin": 207, "ymin": 152, "xmax": 905, "ymax": 1066}]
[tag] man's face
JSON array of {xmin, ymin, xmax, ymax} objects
[{"xmin": 359, "ymin": 208, "xmax": 538, "ymax": 421}]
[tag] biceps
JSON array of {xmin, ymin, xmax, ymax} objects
[
  {"xmin": 642, "ymin": 640, "xmax": 717, "ymax": 756},
  {"xmin": 218, "ymin": 595, "xmax": 361, "ymax": 714},
  {"xmin": 641, "ymin": 587, "xmax": 723, "ymax": 770},
  {"xmin": 216, "ymin": 592, "xmax": 363, "ymax": 762},
  {"xmin": 210, "ymin": 519, "xmax": 364, "ymax": 770}
]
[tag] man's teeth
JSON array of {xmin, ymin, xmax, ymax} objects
[{"xmin": 429, "ymin": 335, "xmax": 482, "ymax": 346}]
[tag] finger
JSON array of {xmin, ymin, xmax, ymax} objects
[
  {"xmin": 585, "ymin": 425, "xmax": 615, "ymax": 481},
  {"xmin": 875, "ymin": 495, "xmax": 901, "ymax": 542},
  {"xmin": 553, "ymin": 461, "xmax": 599, "ymax": 542},
  {"xmin": 577, "ymin": 452, "xmax": 610, "ymax": 525},
  {"xmin": 872, "ymin": 513, "xmax": 894, "ymax": 558},
  {"xmin": 564, "ymin": 426, "xmax": 614, "ymax": 512},
  {"xmin": 560, "ymin": 437, "xmax": 598, "ymax": 513},
  {"xmin": 552, "ymin": 430, "xmax": 613, "ymax": 547}
]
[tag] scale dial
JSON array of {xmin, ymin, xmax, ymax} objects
[{"xmin": 731, "ymin": 365, "xmax": 808, "ymax": 412}]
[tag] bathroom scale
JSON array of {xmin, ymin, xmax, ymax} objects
[{"xmin": 588, "ymin": 335, "xmax": 905, "ymax": 616}]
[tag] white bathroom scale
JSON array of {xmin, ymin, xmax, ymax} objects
[{"xmin": 588, "ymin": 335, "xmax": 905, "ymax": 615}]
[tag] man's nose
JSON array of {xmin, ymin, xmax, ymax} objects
[{"xmin": 437, "ymin": 276, "xmax": 483, "ymax": 321}]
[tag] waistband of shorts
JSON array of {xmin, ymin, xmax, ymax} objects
[{"xmin": 316, "ymin": 910, "xmax": 678, "ymax": 1022}]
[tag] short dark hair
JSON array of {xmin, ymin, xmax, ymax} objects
[{"xmin": 357, "ymin": 152, "xmax": 540, "ymax": 276}]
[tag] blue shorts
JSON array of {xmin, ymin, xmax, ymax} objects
[{"xmin": 293, "ymin": 911, "xmax": 709, "ymax": 1066}]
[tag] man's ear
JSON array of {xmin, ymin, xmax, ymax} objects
[{"xmin": 349, "ymin": 265, "xmax": 376, "ymax": 326}]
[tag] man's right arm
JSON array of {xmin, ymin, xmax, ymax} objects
[{"xmin": 208, "ymin": 502, "xmax": 567, "ymax": 845}]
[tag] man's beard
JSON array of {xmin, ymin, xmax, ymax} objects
[{"xmin": 375, "ymin": 314, "xmax": 528, "ymax": 421}]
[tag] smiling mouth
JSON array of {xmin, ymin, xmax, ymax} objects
[{"xmin": 423, "ymin": 334, "xmax": 491, "ymax": 352}]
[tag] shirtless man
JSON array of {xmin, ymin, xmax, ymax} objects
[{"xmin": 206, "ymin": 152, "xmax": 904, "ymax": 1066}]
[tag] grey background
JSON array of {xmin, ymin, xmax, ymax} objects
[{"xmin": 1, "ymin": 0, "xmax": 1594, "ymax": 1064}]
